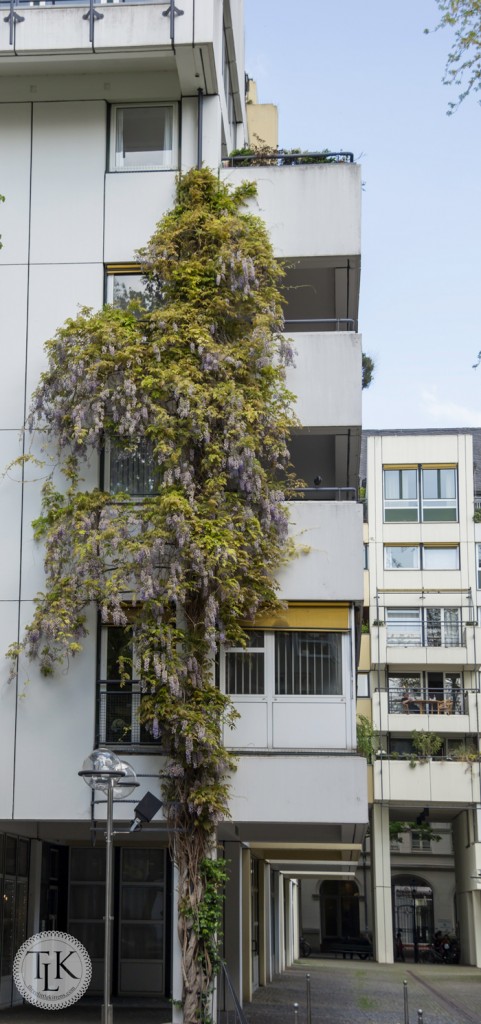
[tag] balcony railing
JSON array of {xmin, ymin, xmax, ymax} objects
[
  {"xmin": 387, "ymin": 687, "xmax": 468, "ymax": 715},
  {"xmin": 224, "ymin": 151, "xmax": 355, "ymax": 167},
  {"xmin": 293, "ymin": 486, "xmax": 357, "ymax": 502},
  {"xmin": 386, "ymin": 615, "xmax": 465, "ymax": 648},
  {"xmin": 96, "ymin": 681, "xmax": 162, "ymax": 748},
  {"xmin": 284, "ymin": 317, "xmax": 357, "ymax": 332}
]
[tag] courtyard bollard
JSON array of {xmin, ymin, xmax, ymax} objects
[
  {"xmin": 403, "ymin": 979, "xmax": 409, "ymax": 1024},
  {"xmin": 293, "ymin": 1002, "xmax": 299, "ymax": 1023},
  {"xmin": 417, "ymin": 1011, "xmax": 423, "ymax": 1024},
  {"xmin": 306, "ymin": 973, "xmax": 312, "ymax": 1024}
]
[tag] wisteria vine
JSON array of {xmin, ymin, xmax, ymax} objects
[{"xmin": 9, "ymin": 169, "xmax": 297, "ymax": 1021}]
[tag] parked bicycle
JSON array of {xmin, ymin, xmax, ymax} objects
[{"xmin": 421, "ymin": 935, "xmax": 459, "ymax": 964}]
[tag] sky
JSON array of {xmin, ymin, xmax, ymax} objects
[{"xmin": 244, "ymin": 0, "xmax": 481, "ymax": 430}]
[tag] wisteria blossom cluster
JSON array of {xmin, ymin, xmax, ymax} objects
[{"xmin": 10, "ymin": 169, "xmax": 297, "ymax": 1023}]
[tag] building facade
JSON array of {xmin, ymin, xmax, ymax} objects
[
  {"xmin": 358, "ymin": 430, "xmax": 481, "ymax": 967},
  {"xmin": 0, "ymin": 0, "xmax": 366, "ymax": 1014}
]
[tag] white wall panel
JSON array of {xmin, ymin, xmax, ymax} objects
[
  {"xmin": 30, "ymin": 101, "xmax": 106, "ymax": 264},
  {"xmin": 104, "ymin": 171, "xmax": 177, "ymax": 261},
  {"xmin": 13, "ymin": 604, "xmax": 97, "ymax": 821},
  {"xmin": 0, "ymin": 104, "xmax": 31, "ymax": 265},
  {"xmin": 0, "ymin": 604, "xmax": 23, "ymax": 818},
  {"xmin": 278, "ymin": 501, "xmax": 364, "ymax": 602},
  {"xmin": 272, "ymin": 701, "xmax": 347, "ymax": 749},
  {"xmin": 0, "ymin": 266, "xmax": 29, "ymax": 428},
  {"xmin": 25, "ymin": 262, "xmax": 103, "ymax": 398},
  {"xmin": 287, "ymin": 333, "xmax": 362, "ymax": 429},
  {"xmin": 229, "ymin": 754, "xmax": 367, "ymax": 824},
  {"xmin": 0, "ymin": 432, "xmax": 23, "ymax": 601}
]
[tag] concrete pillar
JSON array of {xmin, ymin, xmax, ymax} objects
[
  {"xmin": 241, "ymin": 848, "xmax": 252, "ymax": 1003},
  {"xmin": 223, "ymin": 841, "xmax": 243, "ymax": 1005},
  {"xmin": 276, "ymin": 871, "xmax": 285, "ymax": 973},
  {"xmin": 259, "ymin": 860, "xmax": 268, "ymax": 987},
  {"xmin": 27, "ymin": 840, "xmax": 42, "ymax": 935},
  {"xmin": 371, "ymin": 804, "xmax": 393, "ymax": 962},
  {"xmin": 453, "ymin": 809, "xmax": 481, "ymax": 967},
  {"xmin": 201, "ymin": 95, "xmax": 223, "ymax": 171},
  {"xmin": 180, "ymin": 97, "xmax": 197, "ymax": 172},
  {"xmin": 171, "ymin": 864, "xmax": 183, "ymax": 1024}
]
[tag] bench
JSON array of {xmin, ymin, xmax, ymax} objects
[{"xmin": 321, "ymin": 938, "xmax": 373, "ymax": 960}]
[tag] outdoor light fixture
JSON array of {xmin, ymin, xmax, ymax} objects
[
  {"xmin": 129, "ymin": 791, "xmax": 163, "ymax": 832},
  {"xmin": 79, "ymin": 749, "xmax": 139, "ymax": 1024}
]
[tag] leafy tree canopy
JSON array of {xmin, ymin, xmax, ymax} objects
[{"xmin": 428, "ymin": 0, "xmax": 481, "ymax": 110}]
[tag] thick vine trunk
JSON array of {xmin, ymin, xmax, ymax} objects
[{"xmin": 174, "ymin": 831, "xmax": 213, "ymax": 1023}]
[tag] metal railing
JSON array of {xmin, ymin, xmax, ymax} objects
[
  {"xmin": 284, "ymin": 317, "xmax": 357, "ymax": 331},
  {"xmin": 96, "ymin": 681, "xmax": 163, "ymax": 748},
  {"xmin": 217, "ymin": 963, "xmax": 248, "ymax": 1024},
  {"xmin": 0, "ymin": 0, "xmax": 170, "ymax": 7},
  {"xmin": 388, "ymin": 687, "xmax": 468, "ymax": 715},
  {"xmin": 293, "ymin": 486, "xmax": 357, "ymax": 501},
  {"xmin": 386, "ymin": 616, "xmax": 465, "ymax": 648},
  {"xmin": 224, "ymin": 150, "xmax": 355, "ymax": 166}
]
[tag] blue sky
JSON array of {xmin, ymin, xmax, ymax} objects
[{"xmin": 244, "ymin": 0, "xmax": 481, "ymax": 429}]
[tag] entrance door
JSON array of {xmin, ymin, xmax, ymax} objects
[
  {"xmin": 68, "ymin": 846, "xmax": 166, "ymax": 997},
  {"xmin": 118, "ymin": 848, "xmax": 165, "ymax": 995},
  {"xmin": 320, "ymin": 880, "xmax": 360, "ymax": 942},
  {"xmin": 0, "ymin": 836, "xmax": 30, "ymax": 1008}
]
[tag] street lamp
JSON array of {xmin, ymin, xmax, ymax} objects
[{"xmin": 79, "ymin": 749, "xmax": 139, "ymax": 1024}]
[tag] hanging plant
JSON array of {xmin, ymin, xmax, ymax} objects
[{"xmin": 8, "ymin": 168, "xmax": 297, "ymax": 1022}]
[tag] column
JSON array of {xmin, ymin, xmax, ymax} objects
[
  {"xmin": 223, "ymin": 841, "xmax": 244, "ymax": 1006},
  {"xmin": 371, "ymin": 804, "xmax": 393, "ymax": 962}
]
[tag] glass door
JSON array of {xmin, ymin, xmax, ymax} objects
[{"xmin": 119, "ymin": 849, "xmax": 166, "ymax": 995}]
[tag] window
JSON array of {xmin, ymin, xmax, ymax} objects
[
  {"xmin": 383, "ymin": 465, "xmax": 458, "ymax": 523},
  {"xmin": 106, "ymin": 438, "xmax": 157, "ymax": 497},
  {"xmin": 386, "ymin": 608, "xmax": 463, "ymax": 647},
  {"xmin": 422, "ymin": 546, "xmax": 459, "ymax": 570},
  {"xmin": 421, "ymin": 467, "xmax": 457, "ymax": 522},
  {"xmin": 383, "ymin": 468, "xmax": 418, "ymax": 522},
  {"xmin": 222, "ymin": 630, "xmax": 344, "ymax": 697},
  {"xmin": 477, "ymin": 544, "xmax": 481, "ymax": 589},
  {"xmin": 363, "ymin": 543, "xmax": 369, "ymax": 569},
  {"xmin": 384, "ymin": 546, "xmax": 419, "ymax": 570},
  {"xmin": 97, "ymin": 626, "xmax": 160, "ymax": 746},
  {"xmin": 225, "ymin": 632, "xmax": 265, "ymax": 695},
  {"xmin": 411, "ymin": 832, "xmax": 431, "ymax": 852},
  {"xmin": 384, "ymin": 545, "xmax": 459, "ymax": 570},
  {"xmin": 111, "ymin": 104, "xmax": 176, "ymax": 171}
]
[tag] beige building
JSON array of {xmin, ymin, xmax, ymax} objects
[{"xmin": 358, "ymin": 429, "xmax": 481, "ymax": 967}]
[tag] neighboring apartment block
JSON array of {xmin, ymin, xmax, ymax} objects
[
  {"xmin": 0, "ymin": 0, "xmax": 366, "ymax": 1014},
  {"xmin": 359, "ymin": 430, "xmax": 481, "ymax": 967}
]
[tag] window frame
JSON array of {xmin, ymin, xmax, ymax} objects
[
  {"xmin": 383, "ymin": 544, "xmax": 460, "ymax": 571},
  {"xmin": 383, "ymin": 465, "xmax": 458, "ymax": 523},
  {"xmin": 109, "ymin": 102, "xmax": 178, "ymax": 173},
  {"xmin": 220, "ymin": 629, "xmax": 348, "ymax": 699}
]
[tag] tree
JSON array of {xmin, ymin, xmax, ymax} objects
[
  {"xmin": 9, "ymin": 168, "xmax": 296, "ymax": 1022},
  {"xmin": 428, "ymin": 1, "xmax": 481, "ymax": 110}
]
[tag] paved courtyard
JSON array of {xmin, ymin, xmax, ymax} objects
[{"xmin": 1, "ymin": 959, "xmax": 480, "ymax": 1024}]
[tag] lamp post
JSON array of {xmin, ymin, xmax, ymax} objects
[{"xmin": 79, "ymin": 749, "xmax": 139, "ymax": 1024}]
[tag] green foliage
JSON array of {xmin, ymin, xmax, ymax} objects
[
  {"xmin": 427, "ymin": 1, "xmax": 481, "ymax": 110},
  {"xmin": 11, "ymin": 168, "xmax": 296, "ymax": 1023},
  {"xmin": 356, "ymin": 714, "xmax": 378, "ymax": 763},
  {"xmin": 227, "ymin": 144, "xmax": 348, "ymax": 166},
  {"xmin": 389, "ymin": 820, "xmax": 442, "ymax": 843},
  {"xmin": 362, "ymin": 353, "xmax": 374, "ymax": 389},
  {"xmin": 410, "ymin": 730, "xmax": 443, "ymax": 761}
]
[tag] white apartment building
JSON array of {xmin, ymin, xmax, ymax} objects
[
  {"xmin": 359, "ymin": 430, "xmax": 481, "ymax": 967},
  {"xmin": 0, "ymin": 0, "xmax": 367, "ymax": 1014}
]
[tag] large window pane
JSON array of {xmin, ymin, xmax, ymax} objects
[
  {"xmin": 384, "ymin": 546, "xmax": 419, "ymax": 569},
  {"xmin": 423, "ymin": 546, "xmax": 459, "ymax": 570},
  {"xmin": 275, "ymin": 631, "xmax": 342, "ymax": 695},
  {"xmin": 422, "ymin": 468, "xmax": 457, "ymax": 521},
  {"xmin": 109, "ymin": 439, "xmax": 157, "ymax": 496},
  {"xmin": 115, "ymin": 106, "xmax": 174, "ymax": 170},
  {"xmin": 383, "ymin": 468, "xmax": 418, "ymax": 522},
  {"xmin": 386, "ymin": 609, "xmax": 422, "ymax": 646}
]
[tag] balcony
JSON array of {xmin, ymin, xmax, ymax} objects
[
  {"xmin": 372, "ymin": 616, "xmax": 481, "ymax": 668},
  {"xmin": 0, "ymin": 0, "xmax": 219, "ymax": 91},
  {"xmin": 374, "ymin": 688, "xmax": 481, "ymax": 735},
  {"xmin": 373, "ymin": 756, "xmax": 481, "ymax": 806},
  {"xmin": 220, "ymin": 160, "xmax": 361, "ymax": 263},
  {"xmin": 277, "ymin": 499, "xmax": 363, "ymax": 603},
  {"xmin": 286, "ymin": 331, "xmax": 362, "ymax": 431}
]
